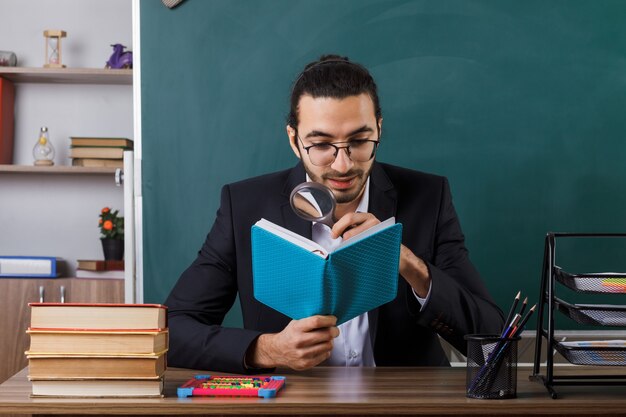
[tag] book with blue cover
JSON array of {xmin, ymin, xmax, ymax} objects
[{"xmin": 252, "ymin": 218, "xmax": 402, "ymax": 325}]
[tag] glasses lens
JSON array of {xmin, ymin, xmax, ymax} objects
[
  {"xmin": 308, "ymin": 144, "xmax": 336, "ymax": 166},
  {"xmin": 306, "ymin": 140, "xmax": 378, "ymax": 166},
  {"xmin": 348, "ymin": 140, "xmax": 377, "ymax": 162}
]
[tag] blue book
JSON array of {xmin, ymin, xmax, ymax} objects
[
  {"xmin": 0, "ymin": 256, "xmax": 59, "ymax": 278},
  {"xmin": 252, "ymin": 218, "xmax": 402, "ymax": 325}
]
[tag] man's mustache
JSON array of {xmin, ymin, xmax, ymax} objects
[{"xmin": 322, "ymin": 169, "xmax": 364, "ymax": 180}]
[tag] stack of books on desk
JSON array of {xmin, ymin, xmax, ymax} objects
[
  {"xmin": 69, "ymin": 137, "xmax": 133, "ymax": 169},
  {"xmin": 26, "ymin": 303, "xmax": 168, "ymax": 397},
  {"xmin": 75, "ymin": 259, "xmax": 124, "ymax": 279}
]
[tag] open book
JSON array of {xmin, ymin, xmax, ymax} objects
[{"xmin": 251, "ymin": 218, "xmax": 402, "ymax": 325}]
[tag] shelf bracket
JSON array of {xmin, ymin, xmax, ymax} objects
[{"xmin": 115, "ymin": 168, "xmax": 124, "ymax": 186}]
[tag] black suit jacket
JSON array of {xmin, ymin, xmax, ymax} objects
[{"xmin": 165, "ymin": 162, "xmax": 504, "ymax": 373}]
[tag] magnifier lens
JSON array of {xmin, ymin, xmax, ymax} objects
[{"xmin": 289, "ymin": 182, "xmax": 337, "ymax": 228}]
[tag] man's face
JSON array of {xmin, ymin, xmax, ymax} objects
[{"xmin": 287, "ymin": 93, "xmax": 381, "ymax": 206}]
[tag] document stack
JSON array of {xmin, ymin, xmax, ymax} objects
[
  {"xmin": 26, "ymin": 303, "xmax": 168, "ymax": 397},
  {"xmin": 69, "ymin": 137, "xmax": 133, "ymax": 169}
]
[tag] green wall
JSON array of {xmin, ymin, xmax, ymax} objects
[{"xmin": 140, "ymin": 0, "xmax": 626, "ymax": 329}]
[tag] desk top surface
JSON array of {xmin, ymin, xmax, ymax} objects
[{"xmin": 1, "ymin": 366, "xmax": 626, "ymax": 415}]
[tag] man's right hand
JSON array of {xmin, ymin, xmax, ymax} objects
[{"xmin": 246, "ymin": 315, "xmax": 339, "ymax": 370}]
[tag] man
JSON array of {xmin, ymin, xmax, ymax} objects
[{"xmin": 165, "ymin": 55, "xmax": 504, "ymax": 373}]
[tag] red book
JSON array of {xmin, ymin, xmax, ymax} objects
[
  {"xmin": 77, "ymin": 259, "xmax": 124, "ymax": 271},
  {"xmin": 0, "ymin": 77, "xmax": 15, "ymax": 164}
]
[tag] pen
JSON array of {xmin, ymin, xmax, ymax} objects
[{"xmin": 501, "ymin": 291, "xmax": 521, "ymax": 336}]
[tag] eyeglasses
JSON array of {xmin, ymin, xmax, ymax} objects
[{"xmin": 296, "ymin": 134, "xmax": 380, "ymax": 167}]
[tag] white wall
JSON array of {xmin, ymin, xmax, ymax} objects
[{"xmin": 0, "ymin": 0, "xmax": 133, "ymax": 277}]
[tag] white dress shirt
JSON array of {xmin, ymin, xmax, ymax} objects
[{"xmin": 307, "ymin": 177, "xmax": 431, "ymax": 366}]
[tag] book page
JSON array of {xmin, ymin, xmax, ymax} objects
[{"xmin": 255, "ymin": 219, "xmax": 327, "ymax": 257}]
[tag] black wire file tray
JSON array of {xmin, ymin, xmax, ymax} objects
[
  {"xmin": 531, "ymin": 233, "xmax": 626, "ymax": 399},
  {"xmin": 555, "ymin": 267, "xmax": 626, "ymax": 294},
  {"xmin": 555, "ymin": 298, "xmax": 626, "ymax": 326},
  {"xmin": 554, "ymin": 340, "xmax": 626, "ymax": 366}
]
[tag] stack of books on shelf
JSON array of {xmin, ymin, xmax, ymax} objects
[
  {"xmin": 26, "ymin": 303, "xmax": 168, "ymax": 397},
  {"xmin": 76, "ymin": 259, "xmax": 124, "ymax": 279},
  {"xmin": 69, "ymin": 137, "xmax": 133, "ymax": 168}
]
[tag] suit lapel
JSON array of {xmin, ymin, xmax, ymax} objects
[
  {"xmin": 280, "ymin": 162, "xmax": 311, "ymax": 239},
  {"xmin": 368, "ymin": 162, "xmax": 397, "ymax": 222},
  {"xmin": 366, "ymin": 162, "xmax": 397, "ymax": 349}
]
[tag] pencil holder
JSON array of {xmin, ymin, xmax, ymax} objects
[{"xmin": 465, "ymin": 334, "xmax": 520, "ymax": 399}]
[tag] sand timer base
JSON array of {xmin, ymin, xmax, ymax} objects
[{"xmin": 34, "ymin": 159, "xmax": 54, "ymax": 166}]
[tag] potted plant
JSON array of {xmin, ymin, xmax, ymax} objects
[{"xmin": 99, "ymin": 207, "xmax": 124, "ymax": 260}]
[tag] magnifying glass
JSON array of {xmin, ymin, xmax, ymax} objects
[{"xmin": 289, "ymin": 182, "xmax": 337, "ymax": 228}]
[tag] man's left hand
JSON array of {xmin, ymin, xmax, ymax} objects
[
  {"xmin": 330, "ymin": 212, "xmax": 380, "ymax": 240},
  {"xmin": 331, "ymin": 212, "xmax": 431, "ymax": 298}
]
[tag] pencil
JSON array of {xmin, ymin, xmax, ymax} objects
[
  {"xmin": 501, "ymin": 291, "xmax": 521, "ymax": 336},
  {"xmin": 511, "ymin": 304, "xmax": 536, "ymax": 337},
  {"xmin": 503, "ymin": 314, "xmax": 522, "ymax": 338},
  {"xmin": 518, "ymin": 297, "xmax": 528, "ymax": 317}
]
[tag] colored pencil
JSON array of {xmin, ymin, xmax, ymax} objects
[
  {"xmin": 511, "ymin": 304, "xmax": 536, "ymax": 337},
  {"xmin": 501, "ymin": 291, "xmax": 521, "ymax": 336}
]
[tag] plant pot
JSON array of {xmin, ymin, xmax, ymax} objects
[{"xmin": 101, "ymin": 238, "xmax": 124, "ymax": 260}]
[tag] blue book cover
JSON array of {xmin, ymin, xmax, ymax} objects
[
  {"xmin": 252, "ymin": 218, "xmax": 402, "ymax": 325},
  {"xmin": 0, "ymin": 256, "xmax": 58, "ymax": 278}
]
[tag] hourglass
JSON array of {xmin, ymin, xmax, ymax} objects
[{"xmin": 43, "ymin": 30, "xmax": 66, "ymax": 68}]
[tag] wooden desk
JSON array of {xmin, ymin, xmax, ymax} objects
[{"xmin": 1, "ymin": 366, "xmax": 625, "ymax": 416}]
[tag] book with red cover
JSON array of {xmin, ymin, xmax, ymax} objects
[
  {"xmin": 29, "ymin": 303, "xmax": 168, "ymax": 331},
  {"xmin": 0, "ymin": 77, "xmax": 15, "ymax": 164},
  {"xmin": 77, "ymin": 259, "xmax": 124, "ymax": 271}
]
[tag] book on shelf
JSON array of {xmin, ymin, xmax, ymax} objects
[
  {"xmin": 70, "ymin": 137, "xmax": 133, "ymax": 148},
  {"xmin": 30, "ymin": 377, "xmax": 164, "ymax": 398},
  {"xmin": 0, "ymin": 77, "xmax": 15, "ymax": 164},
  {"xmin": 29, "ymin": 303, "xmax": 167, "ymax": 331},
  {"xmin": 75, "ymin": 269, "xmax": 124, "ymax": 279},
  {"xmin": 27, "ymin": 352, "xmax": 167, "ymax": 379},
  {"xmin": 27, "ymin": 329, "xmax": 168, "ymax": 355},
  {"xmin": 0, "ymin": 256, "xmax": 60, "ymax": 278},
  {"xmin": 251, "ymin": 217, "xmax": 402, "ymax": 325},
  {"xmin": 77, "ymin": 259, "xmax": 124, "ymax": 271},
  {"xmin": 69, "ymin": 146, "xmax": 127, "ymax": 159},
  {"xmin": 71, "ymin": 158, "xmax": 123, "ymax": 168}
]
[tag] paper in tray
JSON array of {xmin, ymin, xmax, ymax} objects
[
  {"xmin": 555, "ymin": 267, "xmax": 626, "ymax": 294},
  {"xmin": 555, "ymin": 298, "xmax": 626, "ymax": 326},
  {"xmin": 555, "ymin": 341, "xmax": 626, "ymax": 366}
]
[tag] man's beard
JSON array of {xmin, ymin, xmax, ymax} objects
[{"xmin": 302, "ymin": 164, "xmax": 373, "ymax": 205}]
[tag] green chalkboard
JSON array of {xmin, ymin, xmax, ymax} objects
[{"xmin": 140, "ymin": 0, "xmax": 626, "ymax": 330}]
